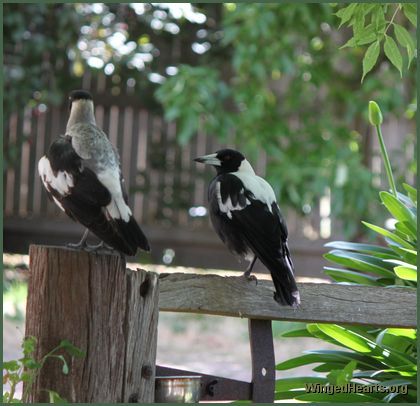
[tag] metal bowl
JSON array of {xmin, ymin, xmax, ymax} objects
[{"xmin": 155, "ymin": 375, "xmax": 201, "ymax": 403}]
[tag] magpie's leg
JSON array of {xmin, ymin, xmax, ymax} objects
[
  {"xmin": 243, "ymin": 255, "xmax": 258, "ymax": 283},
  {"xmin": 67, "ymin": 229, "xmax": 89, "ymax": 250}
]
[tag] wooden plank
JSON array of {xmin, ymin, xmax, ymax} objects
[
  {"xmin": 25, "ymin": 246, "xmax": 159, "ymax": 403},
  {"xmin": 158, "ymin": 273, "xmax": 416, "ymax": 328},
  {"xmin": 248, "ymin": 319, "xmax": 275, "ymax": 402}
]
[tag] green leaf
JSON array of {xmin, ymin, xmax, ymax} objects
[
  {"xmin": 393, "ymin": 24, "xmax": 415, "ymax": 68},
  {"xmin": 178, "ymin": 114, "xmax": 197, "ymax": 145},
  {"xmin": 313, "ymin": 362, "xmax": 346, "ymax": 372},
  {"xmin": 275, "ymin": 390, "xmax": 306, "ymax": 401},
  {"xmin": 22, "ymin": 336, "xmax": 37, "ymax": 356},
  {"xmin": 335, "ymin": 3, "xmax": 358, "ymax": 27},
  {"xmin": 372, "ymin": 6, "xmax": 386, "ymax": 32},
  {"xmin": 376, "ymin": 330, "xmax": 414, "ymax": 353},
  {"xmin": 403, "ymin": 183, "xmax": 417, "ymax": 205},
  {"xmin": 59, "ymin": 340, "xmax": 85, "ymax": 358},
  {"xmin": 394, "ymin": 221, "xmax": 417, "ymax": 240},
  {"xmin": 362, "ymin": 41, "xmax": 380, "ymax": 81},
  {"xmin": 324, "ymin": 267, "xmax": 382, "ymax": 285},
  {"xmin": 328, "ymin": 360, "xmax": 357, "ymax": 385},
  {"xmin": 394, "ymin": 265, "xmax": 417, "ymax": 281},
  {"xmin": 402, "ymin": 4, "xmax": 417, "ymax": 27},
  {"xmin": 324, "ymin": 250, "xmax": 396, "ymax": 278},
  {"xmin": 282, "ymin": 328, "xmax": 313, "ymax": 338},
  {"xmin": 3, "ymin": 360, "xmax": 20, "ymax": 371},
  {"xmin": 384, "ymin": 35, "xmax": 403, "ymax": 76},
  {"xmin": 47, "ymin": 390, "xmax": 67, "ymax": 403},
  {"xmin": 275, "ymin": 376, "xmax": 328, "ymax": 392},
  {"xmin": 316, "ymin": 324, "xmax": 372, "ymax": 353},
  {"xmin": 362, "ymin": 221, "xmax": 414, "ymax": 249},
  {"xmin": 21, "ymin": 358, "xmax": 42, "ymax": 370},
  {"xmin": 379, "ymin": 191, "xmax": 416, "ymax": 224},
  {"xmin": 164, "ymin": 106, "xmax": 180, "ymax": 121},
  {"xmin": 386, "ymin": 328, "xmax": 416, "ymax": 341},
  {"xmin": 276, "ymin": 350, "xmax": 383, "ymax": 371},
  {"xmin": 306, "ymin": 323, "xmax": 348, "ymax": 347},
  {"xmin": 324, "ymin": 241, "xmax": 394, "ymax": 255},
  {"xmin": 296, "ymin": 392, "xmax": 385, "ymax": 402}
]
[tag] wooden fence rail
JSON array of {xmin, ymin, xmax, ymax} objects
[
  {"xmin": 159, "ymin": 273, "xmax": 417, "ymax": 328},
  {"xmin": 25, "ymin": 246, "xmax": 416, "ymax": 403}
]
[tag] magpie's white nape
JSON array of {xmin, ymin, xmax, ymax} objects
[
  {"xmin": 195, "ymin": 148, "xmax": 300, "ymax": 307},
  {"xmin": 38, "ymin": 89, "xmax": 150, "ymax": 256}
]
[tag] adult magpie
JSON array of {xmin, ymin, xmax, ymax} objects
[
  {"xmin": 38, "ymin": 90, "xmax": 150, "ymax": 256},
  {"xmin": 194, "ymin": 149, "xmax": 300, "ymax": 307}
]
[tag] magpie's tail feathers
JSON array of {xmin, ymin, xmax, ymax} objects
[
  {"xmin": 271, "ymin": 258, "xmax": 300, "ymax": 307},
  {"xmin": 257, "ymin": 252, "xmax": 300, "ymax": 307},
  {"xmin": 88, "ymin": 213, "xmax": 141, "ymax": 256},
  {"xmin": 116, "ymin": 216, "xmax": 150, "ymax": 253}
]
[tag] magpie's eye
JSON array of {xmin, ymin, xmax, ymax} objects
[{"xmin": 224, "ymin": 155, "xmax": 231, "ymax": 161}]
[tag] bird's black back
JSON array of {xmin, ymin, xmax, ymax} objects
[{"xmin": 208, "ymin": 173, "xmax": 299, "ymax": 306}]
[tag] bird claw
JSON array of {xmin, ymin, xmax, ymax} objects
[
  {"xmin": 67, "ymin": 241, "xmax": 88, "ymax": 250},
  {"xmin": 85, "ymin": 242, "xmax": 118, "ymax": 255},
  {"xmin": 242, "ymin": 271, "xmax": 258, "ymax": 285},
  {"xmin": 67, "ymin": 240, "xmax": 117, "ymax": 255}
]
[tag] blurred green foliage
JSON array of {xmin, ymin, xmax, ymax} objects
[
  {"xmin": 157, "ymin": 3, "xmax": 416, "ymax": 236},
  {"xmin": 4, "ymin": 3, "xmax": 416, "ymax": 236}
]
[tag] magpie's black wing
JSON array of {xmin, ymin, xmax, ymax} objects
[
  {"xmin": 38, "ymin": 135, "xmax": 142, "ymax": 255},
  {"xmin": 212, "ymin": 174, "xmax": 299, "ymax": 306},
  {"xmin": 208, "ymin": 175, "xmax": 252, "ymax": 257}
]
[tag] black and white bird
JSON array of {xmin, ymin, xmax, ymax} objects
[
  {"xmin": 38, "ymin": 90, "xmax": 150, "ymax": 256},
  {"xmin": 195, "ymin": 149, "xmax": 300, "ymax": 307}
]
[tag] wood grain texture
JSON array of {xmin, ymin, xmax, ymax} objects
[
  {"xmin": 159, "ymin": 273, "xmax": 416, "ymax": 328},
  {"xmin": 25, "ymin": 245, "xmax": 159, "ymax": 403}
]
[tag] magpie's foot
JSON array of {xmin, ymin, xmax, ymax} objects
[
  {"xmin": 242, "ymin": 271, "xmax": 258, "ymax": 285},
  {"xmin": 85, "ymin": 242, "xmax": 118, "ymax": 255},
  {"xmin": 67, "ymin": 241, "xmax": 88, "ymax": 250}
]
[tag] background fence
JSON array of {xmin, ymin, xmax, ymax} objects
[{"xmin": 3, "ymin": 72, "xmax": 414, "ymax": 277}]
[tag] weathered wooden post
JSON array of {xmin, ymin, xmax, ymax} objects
[{"xmin": 25, "ymin": 245, "xmax": 159, "ymax": 403}]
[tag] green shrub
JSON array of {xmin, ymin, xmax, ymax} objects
[{"xmin": 275, "ymin": 101, "xmax": 417, "ymax": 403}]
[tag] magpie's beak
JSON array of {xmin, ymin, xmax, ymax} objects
[{"xmin": 194, "ymin": 153, "xmax": 221, "ymax": 166}]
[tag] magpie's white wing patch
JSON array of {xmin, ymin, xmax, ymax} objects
[
  {"xmin": 216, "ymin": 181, "xmax": 250, "ymax": 219},
  {"xmin": 233, "ymin": 172, "xmax": 276, "ymax": 213},
  {"xmin": 97, "ymin": 168, "xmax": 132, "ymax": 222},
  {"xmin": 38, "ymin": 156, "xmax": 74, "ymax": 196}
]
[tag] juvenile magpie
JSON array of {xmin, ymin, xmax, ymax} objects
[
  {"xmin": 195, "ymin": 149, "xmax": 300, "ymax": 307},
  {"xmin": 38, "ymin": 90, "xmax": 150, "ymax": 256}
]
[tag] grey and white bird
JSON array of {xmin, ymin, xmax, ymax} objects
[
  {"xmin": 38, "ymin": 90, "xmax": 150, "ymax": 256},
  {"xmin": 195, "ymin": 148, "xmax": 300, "ymax": 307}
]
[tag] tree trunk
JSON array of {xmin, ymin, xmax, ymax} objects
[{"xmin": 25, "ymin": 245, "xmax": 159, "ymax": 403}]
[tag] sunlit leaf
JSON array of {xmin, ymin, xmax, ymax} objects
[
  {"xmin": 362, "ymin": 221, "xmax": 414, "ymax": 249},
  {"xmin": 379, "ymin": 191, "xmax": 416, "ymax": 224},
  {"xmin": 324, "ymin": 250, "xmax": 396, "ymax": 278},
  {"xmin": 394, "ymin": 266, "xmax": 417, "ymax": 281},
  {"xmin": 316, "ymin": 324, "xmax": 372, "ymax": 353}
]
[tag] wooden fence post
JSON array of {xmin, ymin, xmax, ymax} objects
[{"xmin": 25, "ymin": 245, "xmax": 159, "ymax": 403}]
